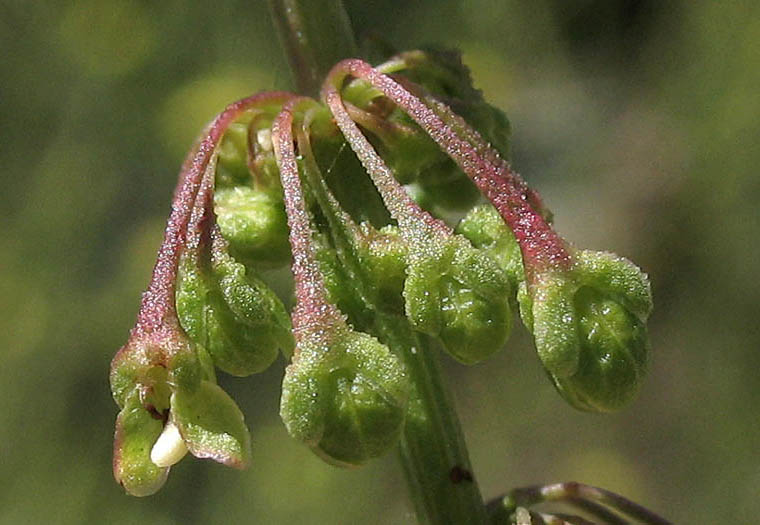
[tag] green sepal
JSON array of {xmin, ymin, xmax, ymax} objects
[
  {"xmin": 110, "ymin": 325, "xmax": 201, "ymax": 409},
  {"xmin": 171, "ymin": 380, "xmax": 252, "ymax": 469},
  {"xmin": 214, "ymin": 186, "xmax": 290, "ymax": 269},
  {"xmin": 552, "ymin": 286, "xmax": 649, "ymax": 412},
  {"xmin": 113, "ymin": 389, "xmax": 169, "ymax": 497},
  {"xmin": 356, "ymin": 223, "xmax": 408, "ymax": 314},
  {"xmin": 110, "ymin": 343, "xmax": 148, "ymax": 410},
  {"xmin": 574, "ymin": 250, "xmax": 652, "ymax": 321},
  {"xmin": 527, "ymin": 273, "xmax": 581, "ymax": 378},
  {"xmin": 176, "ymin": 243, "xmax": 293, "ymax": 377},
  {"xmin": 403, "ymin": 236, "xmax": 512, "ymax": 364},
  {"xmin": 456, "ymin": 204, "xmax": 525, "ymax": 303},
  {"xmin": 280, "ymin": 328, "xmax": 409, "ymax": 467},
  {"xmin": 197, "ymin": 344, "xmax": 217, "ymax": 383},
  {"xmin": 167, "ymin": 337, "xmax": 203, "ymax": 393}
]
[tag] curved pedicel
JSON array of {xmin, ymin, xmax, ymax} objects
[
  {"xmin": 272, "ymin": 99, "xmax": 409, "ymax": 466},
  {"xmin": 110, "ymin": 92, "xmax": 293, "ymax": 496},
  {"xmin": 323, "ymin": 69, "xmax": 513, "ymax": 365},
  {"xmin": 323, "ymin": 61, "xmax": 651, "ymax": 411}
]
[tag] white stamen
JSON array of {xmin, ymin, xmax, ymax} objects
[
  {"xmin": 150, "ymin": 421, "xmax": 188, "ymax": 467},
  {"xmin": 257, "ymin": 128, "xmax": 273, "ymax": 152}
]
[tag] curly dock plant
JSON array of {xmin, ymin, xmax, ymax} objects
[{"xmin": 109, "ymin": 1, "xmax": 668, "ymax": 523}]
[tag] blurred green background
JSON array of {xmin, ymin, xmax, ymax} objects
[{"xmin": 2, "ymin": 1, "xmax": 758, "ymax": 523}]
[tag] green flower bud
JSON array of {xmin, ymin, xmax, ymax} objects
[
  {"xmin": 113, "ymin": 389, "xmax": 169, "ymax": 497},
  {"xmin": 456, "ymin": 204, "xmax": 525, "ymax": 298},
  {"xmin": 404, "ymin": 236, "xmax": 512, "ymax": 364},
  {"xmin": 356, "ymin": 223, "xmax": 408, "ymax": 314},
  {"xmin": 176, "ymin": 233, "xmax": 293, "ymax": 377},
  {"xmin": 518, "ymin": 251, "xmax": 652, "ymax": 412},
  {"xmin": 214, "ymin": 185, "xmax": 290, "ymax": 268},
  {"xmin": 280, "ymin": 327, "xmax": 408, "ymax": 467},
  {"xmin": 212, "ymin": 105, "xmax": 292, "ymax": 268}
]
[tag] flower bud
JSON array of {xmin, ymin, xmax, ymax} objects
[
  {"xmin": 404, "ymin": 236, "xmax": 512, "ymax": 364},
  {"xmin": 175, "ymin": 232, "xmax": 293, "ymax": 377},
  {"xmin": 109, "ymin": 323, "xmax": 202, "ymax": 410},
  {"xmin": 356, "ymin": 224, "xmax": 408, "ymax": 314},
  {"xmin": 214, "ymin": 108, "xmax": 291, "ymax": 268},
  {"xmin": 518, "ymin": 250, "xmax": 652, "ymax": 412},
  {"xmin": 456, "ymin": 204, "xmax": 525, "ymax": 301},
  {"xmin": 280, "ymin": 328, "xmax": 408, "ymax": 467},
  {"xmin": 214, "ymin": 186, "xmax": 290, "ymax": 268}
]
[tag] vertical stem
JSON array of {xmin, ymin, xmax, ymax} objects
[
  {"xmin": 268, "ymin": 0, "xmax": 358, "ymax": 96},
  {"xmin": 268, "ymin": 3, "xmax": 487, "ymax": 522},
  {"xmin": 376, "ymin": 315, "xmax": 488, "ymax": 525}
]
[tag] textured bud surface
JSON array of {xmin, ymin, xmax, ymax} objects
[
  {"xmin": 176, "ymin": 238, "xmax": 293, "ymax": 376},
  {"xmin": 280, "ymin": 328, "xmax": 408, "ymax": 466},
  {"xmin": 214, "ymin": 186, "xmax": 290, "ymax": 268},
  {"xmin": 519, "ymin": 251, "xmax": 652, "ymax": 411},
  {"xmin": 356, "ymin": 224, "xmax": 408, "ymax": 314},
  {"xmin": 456, "ymin": 204, "xmax": 525, "ymax": 299},
  {"xmin": 404, "ymin": 236, "xmax": 512, "ymax": 364}
]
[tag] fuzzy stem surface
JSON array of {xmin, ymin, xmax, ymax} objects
[{"xmin": 269, "ymin": 5, "xmax": 488, "ymax": 522}]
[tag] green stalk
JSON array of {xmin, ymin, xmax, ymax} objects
[
  {"xmin": 375, "ymin": 315, "xmax": 488, "ymax": 524},
  {"xmin": 268, "ymin": 0, "xmax": 358, "ymax": 96},
  {"xmin": 268, "ymin": 2, "xmax": 487, "ymax": 522},
  {"xmin": 300, "ymin": 123, "xmax": 488, "ymax": 522}
]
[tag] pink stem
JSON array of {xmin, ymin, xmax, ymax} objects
[
  {"xmin": 323, "ymin": 60, "xmax": 572, "ymax": 277},
  {"xmin": 323, "ymin": 77, "xmax": 451, "ymax": 238},
  {"xmin": 272, "ymin": 98, "xmax": 343, "ymax": 337},
  {"xmin": 134, "ymin": 91, "xmax": 294, "ymax": 335}
]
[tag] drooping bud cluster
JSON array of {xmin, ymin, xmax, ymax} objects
[
  {"xmin": 111, "ymin": 48, "xmax": 652, "ymax": 496},
  {"xmin": 322, "ymin": 57, "xmax": 651, "ymax": 412},
  {"xmin": 110, "ymin": 93, "xmax": 293, "ymax": 496}
]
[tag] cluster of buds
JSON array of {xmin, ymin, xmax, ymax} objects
[{"xmin": 110, "ymin": 50, "xmax": 651, "ymax": 496}]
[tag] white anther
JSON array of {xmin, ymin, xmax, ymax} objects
[{"xmin": 150, "ymin": 420, "xmax": 188, "ymax": 467}]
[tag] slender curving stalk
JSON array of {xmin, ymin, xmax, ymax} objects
[{"xmin": 267, "ymin": 3, "xmax": 489, "ymax": 522}]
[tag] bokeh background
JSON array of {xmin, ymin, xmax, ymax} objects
[{"xmin": 2, "ymin": 1, "xmax": 758, "ymax": 523}]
